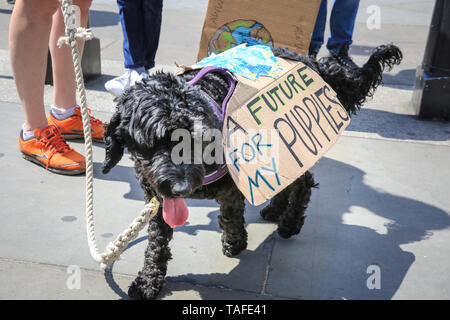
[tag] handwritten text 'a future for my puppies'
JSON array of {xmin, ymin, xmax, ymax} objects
[{"xmin": 225, "ymin": 64, "xmax": 350, "ymax": 205}]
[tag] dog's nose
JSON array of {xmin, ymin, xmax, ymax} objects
[{"xmin": 172, "ymin": 181, "xmax": 191, "ymax": 197}]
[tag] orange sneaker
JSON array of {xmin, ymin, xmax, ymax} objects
[
  {"xmin": 19, "ymin": 125, "xmax": 86, "ymax": 175},
  {"xmin": 47, "ymin": 106, "xmax": 106, "ymax": 141}
]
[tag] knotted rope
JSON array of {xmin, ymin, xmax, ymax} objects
[{"xmin": 58, "ymin": 0, "xmax": 159, "ymax": 269}]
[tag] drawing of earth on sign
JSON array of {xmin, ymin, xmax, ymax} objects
[{"xmin": 208, "ymin": 20, "xmax": 273, "ymax": 55}]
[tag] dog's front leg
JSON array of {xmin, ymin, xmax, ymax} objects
[
  {"xmin": 216, "ymin": 185, "xmax": 247, "ymax": 257},
  {"xmin": 128, "ymin": 207, "xmax": 173, "ymax": 300}
]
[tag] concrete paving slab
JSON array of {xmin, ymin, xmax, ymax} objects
[
  {"xmin": 0, "ymin": 257, "xmax": 273, "ymax": 300},
  {"xmin": 356, "ymin": 0, "xmax": 434, "ymax": 27},
  {"xmin": 265, "ymin": 136, "xmax": 450, "ymax": 299},
  {"xmin": 0, "ymin": 258, "xmax": 134, "ymax": 300}
]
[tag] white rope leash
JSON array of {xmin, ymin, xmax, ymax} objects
[{"xmin": 58, "ymin": 0, "xmax": 159, "ymax": 269}]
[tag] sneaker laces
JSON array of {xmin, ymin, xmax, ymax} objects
[
  {"xmin": 88, "ymin": 108, "xmax": 106, "ymax": 126},
  {"xmin": 74, "ymin": 107, "xmax": 106, "ymax": 126},
  {"xmin": 37, "ymin": 126, "xmax": 72, "ymax": 169}
]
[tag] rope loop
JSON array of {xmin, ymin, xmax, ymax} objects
[{"xmin": 58, "ymin": 0, "xmax": 160, "ymax": 269}]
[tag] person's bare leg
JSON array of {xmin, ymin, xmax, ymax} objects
[
  {"xmin": 9, "ymin": 0, "xmax": 60, "ymax": 131},
  {"xmin": 49, "ymin": 0, "xmax": 92, "ymax": 110}
]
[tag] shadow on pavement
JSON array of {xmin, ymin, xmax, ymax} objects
[
  {"xmin": 382, "ymin": 69, "xmax": 416, "ymax": 87},
  {"xmin": 94, "ymin": 162, "xmax": 145, "ymax": 201},
  {"xmin": 89, "ymin": 9, "xmax": 120, "ymax": 27},
  {"xmin": 349, "ymin": 44, "xmax": 377, "ymax": 56},
  {"xmin": 100, "ymin": 157, "xmax": 450, "ymax": 299},
  {"xmin": 85, "ymin": 74, "xmax": 117, "ymax": 92},
  {"xmin": 347, "ymin": 108, "xmax": 450, "ymax": 142}
]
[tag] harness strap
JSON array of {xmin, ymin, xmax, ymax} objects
[
  {"xmin": 202, "ymin": 164, "xmax": 229, "ymax": 185},
  {"xmin": 187, "ymin": 66, "xmax": 236, "ymax": 185},
  {"xmin": 187, "ymin": 66, "xmax": 236, "ymax": 120}
]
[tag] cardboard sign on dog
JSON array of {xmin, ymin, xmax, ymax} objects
[{"xmin": 223, "ymin": 58, "xmax": 351, "ymax": 206}]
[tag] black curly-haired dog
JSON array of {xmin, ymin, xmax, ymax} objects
[{"xmin": 102, "ymin": 45, "xmax": 402, "ymax": 299}]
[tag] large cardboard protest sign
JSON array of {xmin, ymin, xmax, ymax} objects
[
  {"xmin": 197, "ymin": 0, "xmax": 321, "ymax": 61},
  {"xmin": 223, "ymin": 58, "xmax": 351, "ymax": 206}
]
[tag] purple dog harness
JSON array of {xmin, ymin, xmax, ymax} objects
[{"xmin": 187, "ymin": 66, "xmax": 237, "ymax": 185}]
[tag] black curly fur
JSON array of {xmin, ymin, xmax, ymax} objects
[
  {"xmin": 273, "ymin": 44, "xmax": 402, "ymax": 114},
  {"xmin": 260, "ymin": 171, "xmax": 318, "ymax": 239},
  {"xmin": 103, "ymin": 44, "xmax": 402, "ymax": 299}
]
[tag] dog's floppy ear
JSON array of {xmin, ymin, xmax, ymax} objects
[{"xmin": 102, "ymin": 111, "xmax": 125, "ymax": 174}]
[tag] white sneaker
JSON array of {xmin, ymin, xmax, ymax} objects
[{"xmin": 104, "ymin": 69, "xmax": 148, "ymax": 97}]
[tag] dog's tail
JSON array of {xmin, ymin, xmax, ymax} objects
[{"xmin": 318, "ymin": 44, "xmax": 403, "ymax": 114}]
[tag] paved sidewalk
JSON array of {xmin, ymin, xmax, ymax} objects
[{"xmin": 0, "ymin": 0, "xmax": 449, "ymax": 300}]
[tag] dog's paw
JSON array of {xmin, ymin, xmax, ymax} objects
[
  {"xmin": 260, "ymin": 206, "xmax": 279, "ymax": 222},
  {"xmin": 221, "ymin": 233, "xmax": 247, "ymax": 257},
  {"xmin": 277, "ymin": 216, "xmax": 306, "ymax": 239},
  {"xmin": 222, "ymin": 242, "xmax": 246, "ymax": 257},
  {"xmin": 277, "ymin": 227, "xmax": 296, "ymax": 239},
  {"xmin": 128, "ymin": 277, "xmax": 162, "ymax": 300}
]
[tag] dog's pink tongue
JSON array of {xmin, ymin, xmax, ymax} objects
[{"xmin": 162, "ymin": 197, "xmax": 189, "ymax": 228}]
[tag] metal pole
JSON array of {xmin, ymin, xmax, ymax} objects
[{"xmin": 412, "ymin": 0, "xmax": 450, "ymax": 121}]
